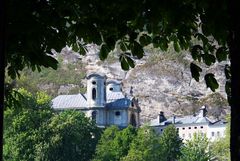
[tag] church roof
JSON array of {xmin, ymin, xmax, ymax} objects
[
  {"xmin": 52, "ymin": 94, "xmax": 87, "ymax": 110},
  {"xmin": 106, "ymin": 91, "xmax": 130, "ymax": 109},
  {"xmin": 52, "ymin": 91, "xmax": 130, "ymax": 110}
]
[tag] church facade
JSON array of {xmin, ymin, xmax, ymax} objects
[{"xmin": 52, "ymin": 73, "xmax": 141, "ymax": 128}]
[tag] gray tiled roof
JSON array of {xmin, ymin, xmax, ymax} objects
[
  {"xmin": 106, "ymin": 98, "xmax": 130, "ymax": 109},
  {"xmin": 52, "ymin": 91, "xmax": 130, "ymax": 109},
  {"xmin": 106, "ymin": 91, "xmax": 130, "ymax": 109},
  {"xmin": 107, "ymin": 91, "xmax": 125, "ymax": 103},
  {"xmin": 150, "ymin": 114, "xmax": 212, "ymax": 127},
  {"xmin": 52, "ymin": 94, "xmax": 87, "ymax": 109}
]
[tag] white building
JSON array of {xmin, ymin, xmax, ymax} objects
[
  {"xmin": 149, "ymin": 106, "xmax": 227, "ymax": 141},
  {"xmin": 52, "ymin": 73, "xmax": 141, "ymax": 128}
]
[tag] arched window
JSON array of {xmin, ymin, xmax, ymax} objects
[
  {"xmin": 92, "ymin": 111, "xmax": 97, "ymax": 121},
  {"xmin": 130, "ymin": 113, "xmax": 137, "ymax": 127},
  {"xmin": 115, "ymin": 111, "xmax": 121, "ymax": 116},
  {"xmin": 92, "ymin": 88, "xmax": 96, "ymax": 100}
]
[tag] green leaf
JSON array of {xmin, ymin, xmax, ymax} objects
[
  {"xmin": 119, "ymin": 55, "xmax": 129, "ymax": 71},
  {"xmin": 204, "ymin": 73, "xmax": 219, "ymax": 92},
  {"xmin": 216, "ymin": 47, "xmax": 228, "ymax": 62},
  {"xmin": 72, "ymin": 43, "xmax": 79, "ymax": 52},
  {"xmin": 173, "ymin": 40, "xmax": 180, "ymax": 52},
  {"xmin": 130, "ymin": 41, "xmax": 144, "ymax": 59},
  {"xmin": 79, "ymin": 45, "xmax": 87, "ymax": 55},
  {"xmin": 224, "ymin": 65, "xmax": 231, "ymax": 79},
  {"xmin": 159, "ymin": 38, "xmax": 168, "ymax": 51},
  {"xmin": 190, "ymin": 63, "xmax": 202, "ymax": 82},
  {"xmin": 139, "ymin": 34, "xmax": 151, "ymax": 46},
  {"xmin": 202, "ymin": 53, "xmax": 216, "ymax": 66},
  {"xmin": 152, "ymin": 36, "xmax": 161, "ymax": 48},
  {"xmin": 126, "ymin": 56, "xmax": 135, "ymax": 68},
  {"xmin": 191, "ymin": 45, "xmax": 203, "ymax": 62},
  {"xmin": 99, "ymin": 44, "xmax": 109, "ymax": 61},
  {"xmin": 44, "ymin": 56, "xmax": 58, "ymax": 70},
  {"xmin": 119, "ymin": 41, "xmax": 128, "ymax": 52}
]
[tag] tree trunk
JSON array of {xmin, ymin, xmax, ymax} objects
[
  {"xmin": 0, "ymin": 0, "xmax": 5, "ymax": 159},
  {"xmin": 229, "ymin": 1, "xmax": 240, "ymax": 160}
]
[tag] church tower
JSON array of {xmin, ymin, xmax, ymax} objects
[
  {"xmin": 86, "ymin": 73, "xmax": 107, "ymax": 127},
  {"xmin": 86, "ymin": 73, "xmax": 106, "ymax": 108}
]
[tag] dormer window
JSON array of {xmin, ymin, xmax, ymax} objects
[
  {"xmin": 109, "ymin": 87, "xmax": 113, "ymax": 91},
  {"xmin": 92, "ymin": 88, "xmax": 96, "ymax": 100}
]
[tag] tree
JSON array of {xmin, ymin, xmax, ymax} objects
[
  {"xmin": 2, "ymin": 0, "xmax": 240, "ymax": 160},
  {"xmin": 93, "ymin": 125, "xmax": 136, "ymax": 161},
  {"xmin": 158, "ymin": 125, "xmax": 182, "ymax": 161},
  {"xmin": 211, "ymin": 115, "xmax": 230, "ymax": 161},
  {"xmin": 36, "ymin": 110, "xmax": 101, "ymax": 161},
  {"xmin": 3, "ymin": 89, "xmax": 54, "ymax": 161},
  {"xmin": 180, "ymin": 133, "xmax": 211, "ymax": 161},
  {"xmin": 3, "ymin": 89, "xmax": 101, "ymax": 161},
  {"xmin": 122, "ymin": 126, "xmax": 160, "ymax": 161},
  {"xmin": 93, "ymin": 125, "xmax": 120, "ymax": 161}
]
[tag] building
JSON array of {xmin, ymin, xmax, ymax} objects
[
  {"xmin": 52, "ymin": 73, "xmax": 141, "ymax": 128},
  {"xmin": 149, "ymin": 106, "xmax": 227, "ymax": 141}
]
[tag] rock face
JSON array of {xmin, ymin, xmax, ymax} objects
[{"xmin": 52, "ymin": 44, "xmax": 230, "ymax": 123}]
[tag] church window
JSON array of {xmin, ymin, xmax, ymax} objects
[
  {"xmin": 115, "ymin": 111, "xmax": 121, "ymax": 116},
  {"xmin": 92, "ymin": 88, "xmax": 96, "ymax": 100},
  {"xmin": 92, "ymin": 81, "xmax": 96, "ymax": 85}
]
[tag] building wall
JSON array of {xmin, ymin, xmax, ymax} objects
[
  {"xmin": 153, "ymin": 123, "xmax": 226, "ymax": 142},
  {"xmin": 207, "ymin": 125, "xmax": 226, "ymax": 141},
  {"xmin": 107, "ymin": 109, "xmax": 128, "ymax": 127},
  {"xmin": 177, "ymin": 124, "xmax": 208, "ymax": 141}
]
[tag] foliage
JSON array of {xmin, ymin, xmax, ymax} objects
[
  {"xmin": 210, "ymin": 115, "xmax": 230, "ymax": 161},
  {"xmin": 6, "ymin": 0, "xmax": 230, "ymax": 94},
  {"xmin": 93, "ymin": 125, "xmax": 137, "ymax": 161},
  {"xmin": 158, "ymin": 125, "xmax": 183, "ymax": 161},
  {"xmin": 3, "ymin": 89, "xmax": 100, "ymax": 161},
  {"xmin": 35, "ymin": 110, "xmax": 101, "ymax": 161},
  {"xmin": 6, "ymin": 56, "xmax": 87, "ymax": 97},
  {"xmin": 180, "ymin": 133, "xmax": 211, "ymax": 161},
  {"xmin": 122, "ymin": 126, "xmax": 160, "ymax": 161}
]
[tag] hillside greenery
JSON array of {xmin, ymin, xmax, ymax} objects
[{"xmin": 5, "ymin": 55, "xmax": 87, "ymax": 97}]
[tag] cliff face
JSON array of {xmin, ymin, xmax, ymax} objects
[
  {"xmin": 18, "ymin": 44, "xmax": 230, "ymax": 123},
  {"xmin": 76, "ymin": 44, "xmax": 229, "ymax": 123}
]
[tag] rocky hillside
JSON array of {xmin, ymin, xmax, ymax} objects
[{"xmin": 14, "ymin": 44, "xmax": 230, "ymax": 123}]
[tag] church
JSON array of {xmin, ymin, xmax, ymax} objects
[{"xmin": 52, "ymin": 73, "xmax": 141, "ymax": 128}]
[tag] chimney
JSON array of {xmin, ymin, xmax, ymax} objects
[
  {"xmin": 199, "ymin": 105, "xmax": 207, "ymax": 117},
  {"xmin": 159, "ymin": 111, "xmax": 166, "ymax": 123},
  {"xmin": 172, "ymin": 115, "xmax": 176, "ymax": 124}
]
